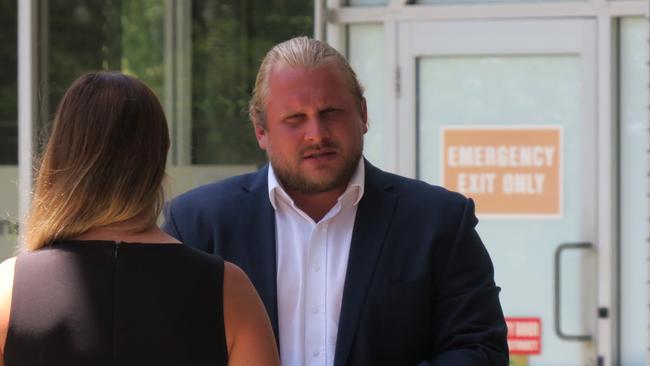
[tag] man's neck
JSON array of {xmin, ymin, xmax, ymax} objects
[{"xmin": 286, "ymin": 187, "xmax": 346, "ymax": 223}]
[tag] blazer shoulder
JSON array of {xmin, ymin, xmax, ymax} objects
[
  {"xmin": 377, "ymin": 169, "xmax": 468, "ymax": 209},
  {"xmin": 168, "ymin": 170, "xmax": 262, "ymax": 213}
]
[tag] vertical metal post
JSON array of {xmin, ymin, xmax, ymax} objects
[
  {"xmin": 314, "ymin": 0, "xmax": 326, "ymax": 41},
  {"xmin": 164, "ymin": 0, "xmax": 176, "ymax": 165},
  {"xmin": 596, "ymin": 14, "xmax": 618, "ymax": 365},
  {"xmin": 325, "ymin": 0, "xmax": 345, "ymax": 53},
  {"xmin": 18, "ymin": 0, "xmax": 38, "ymax": 242},
  {"xmin": 176, "ymin": 0, "xmax": 192, "ymax": 165},
  {"xmin": 38, "ymin": 0, "xmax": 48, "ymax": 144},
  {"xmin": 164, "ymin": 0, "xmax": 192, "ymax": 166},
  {"xmin": 646, "ymin": 9, "xmax": 650, "ymax": 366}
]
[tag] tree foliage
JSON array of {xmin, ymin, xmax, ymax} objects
[
  {"xmin": 192, "ymin": 0, "xmax": 313, "ymax": 165},
  {"xmin": 1, "ymin": 0, "xmax": 313, "ymax": 166}
]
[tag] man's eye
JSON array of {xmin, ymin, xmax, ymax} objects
[
  {"xmin": 322, "ymin": 108, "xmax": 340, "ymax": 116},
  {"xmin": 285, "ymin": 114, "xmax": 305, "ymax": 124}
]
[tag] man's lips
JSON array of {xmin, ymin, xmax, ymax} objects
[{"xmin": 302, "ymin": 149, "xmax": 337, "ymax": 160}]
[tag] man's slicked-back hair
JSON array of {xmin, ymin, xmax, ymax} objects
[{"xmin": 249, "ymin": 36, "xmax": 365, "ymax": 128}]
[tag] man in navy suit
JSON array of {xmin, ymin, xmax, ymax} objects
[{"xmin": 163, "ymin": 36, "xmax": 508, "ymax": 365}]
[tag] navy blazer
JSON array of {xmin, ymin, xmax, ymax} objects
[{"xmin": 162, "ymin": 160, "xmax": 508, "ymax": 365}]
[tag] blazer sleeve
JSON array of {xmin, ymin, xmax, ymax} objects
[
  {"xmin": 161, "ymin": 199, "xmax": 184, "ymax": 243},
  {"xmin": 427, "ymin": 198, "xmax": 509, "ymax": 365}
]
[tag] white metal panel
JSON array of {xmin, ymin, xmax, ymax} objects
[
  {"xmin": 645, "ymin": 13, "xmax": 650, "ymax": 366},
  {"xmin": 325, "ymin": 0, "xmax": 346, "ymax": 53},
  {"xmin": 326, "ymin": 0, "xmax": 344, "ymax": 45},
  {"xmin": 315, "ymin": 0, "xmax": 327, "ymax": 40},
  {"xmin": 328, "ymin": 1, "xmax": 648, "ymax": 23},
  {"xmin": 595, "ymin": 15, "xmax": 618, "ymax": 366}
]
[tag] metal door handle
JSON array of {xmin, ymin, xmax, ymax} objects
[{"xmin": 554, "ymin": 242, "xmax": 593, "ymax": 341}]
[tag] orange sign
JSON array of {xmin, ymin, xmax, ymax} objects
[
  {"xmin": 506, "ymin": 317, "xmax": 542, "ymax": 355},
  {"xmin": 441, "ymin": 126, "xmax": 562, "ymax": 217}
]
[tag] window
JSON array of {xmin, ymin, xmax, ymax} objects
[
  {"xmin": 191, "ymin": 0, "xmax": 313, "ymax": 165},
  {"xmin": 0, "ymin": 0, "xmax": 17, "ymax": 165}
]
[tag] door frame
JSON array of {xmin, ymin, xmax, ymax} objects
[{"xmin": 397, "ymin": 18, "xmax": 601, "ymax": 364}]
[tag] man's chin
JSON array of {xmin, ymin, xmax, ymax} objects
[
  {"xmin": 272, "ymin": 155, "xmax": 360, "ymax": 194},
  {"xmin": 290, "ymin": 176, "xmax": 343, "ymax": 194}
]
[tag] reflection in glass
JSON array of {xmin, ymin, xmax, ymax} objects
[
  {"xmin": 191, "ymin": 0, "xmax": 312, "ymax": 165},
  {"xmin": 47, "ymin": 0, "xmax": 165, "ymax": 142},
  {"xmin": 619, "ymin": 16, "xmax": 649, "ymax": 366},
  {"xmin": 348, "ymin": 24, "xmax": 386, "ymax": 169},
  {"xmin": 43, "ymin": 1, "xmax": 312, "ymax": 166},
  {"xmin": 0, "ymin": 0, "xmax": 17, "ymax": 164},
  {"xmin": 0, "ymin": 0, "xmax": 17, "ymax": 261}
]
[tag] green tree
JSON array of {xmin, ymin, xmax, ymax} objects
[
  {"xmin": 192, "ymin": 0, "xmax": 313, "ymax": 165},
  {"xmin": 6, "ymin": 0, "xmax": 313, "ymax": 166}
]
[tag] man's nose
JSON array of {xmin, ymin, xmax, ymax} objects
[{"xmin": 304, "ymin": 117, "xmax": 329, "ymax": 143}]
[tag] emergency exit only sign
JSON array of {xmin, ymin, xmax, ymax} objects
[{"xmin": 441, "ymin": 126, "xmax": 562, "ymax": 217}]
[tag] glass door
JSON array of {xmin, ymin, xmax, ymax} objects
[{"xmin": 398, "ymin": 19, "xmax": 600, "ymax": 365}]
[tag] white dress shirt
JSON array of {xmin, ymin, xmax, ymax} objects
[{"xmin": 268, "ymin": 160, "xmax": 365, "ymax": 366}]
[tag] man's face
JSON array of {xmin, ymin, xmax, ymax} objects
[{"xmin": 255, "ymin": 62, "xmax": 368, "ymax": 194}]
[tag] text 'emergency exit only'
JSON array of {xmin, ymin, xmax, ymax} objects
[{"xmin": 442, "ymin": 126, "xmax": 562, "ymax": 217}]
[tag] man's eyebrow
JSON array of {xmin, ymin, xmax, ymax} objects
[{"xmin": 321, "ymin": 104, "xmax": 343, "ymax": 110}]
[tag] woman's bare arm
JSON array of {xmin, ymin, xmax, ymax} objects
[
  {"xmin": 0, "ymin": 257, "xmax": 16, "ymax": 366},
  {"xmin": 223, "ymin": 262, "xmax": 279, "ymax": 366}
]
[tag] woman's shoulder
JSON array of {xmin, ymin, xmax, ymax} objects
[
  {"xmin": 174, "ymin": 244, "xmax": 225, "ymax": 266},
  {"xmin": 222, "ymin": 261, "xmax": 258, "ymax": 328},
  {"xmin": 222, "ymin": 262, "xmax": 252, "ymax": 297},
  {"xmin": 0, "ymin": 256, "xmax": 16, "ymax": 354},
  {"xmin": 0, "ymin": 256, "xmax": 16, "ymax": 275},
  {"xmin": 0, "ymin": 256, "xmax": 16, "ymax": 298},
  {"xmin": 222, "ymin": 261, "xmax": 280, "ymax": 365}
]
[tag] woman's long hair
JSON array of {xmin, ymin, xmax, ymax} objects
[{"xmin": 24, "ymin": 72, "xmax": 170, "ymax": 250}]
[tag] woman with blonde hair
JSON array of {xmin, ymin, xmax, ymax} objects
[{"xmin": 0, "ymin": 72, "xmax": 279, "ymax": 366}]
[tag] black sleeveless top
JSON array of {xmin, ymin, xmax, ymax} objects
[{"xmin": 4, "ymin": 240, "xmax": 228, "ymax": 366}]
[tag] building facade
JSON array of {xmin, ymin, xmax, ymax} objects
[{"xmin": 2, "ymin": 0, "xmax": 649, "ymax": 364}]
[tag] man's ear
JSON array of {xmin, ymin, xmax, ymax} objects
[
  {"xmin": 360, "ymin": 97, "xmax": 368, "ymax": 134},
  {"xmin": 254, "ymin": 121, "xmax": 268, "ymax": 150}
]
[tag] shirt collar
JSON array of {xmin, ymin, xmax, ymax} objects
[{"xmin": 267, "ymin": 158, "xmax": 365, "ymax": 210}]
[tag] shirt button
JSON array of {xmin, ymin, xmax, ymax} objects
[
  {"xmin": 314, "ymin": 265, "xmax": 321, "ymax": 272},
  {"xmin": 312, "ymin": 307, "xmax": 319, "ymax": 314},
  {"xmin": 313, "ymin": 350, "xmax": 320, "ymax": 357}
]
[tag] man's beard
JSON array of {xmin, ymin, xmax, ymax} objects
[{"xmin": 270, "ymin": 139, "xmax": 363, "ymax": 194}]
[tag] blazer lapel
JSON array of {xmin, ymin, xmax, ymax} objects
[
  {"xmin": 334, "ymin": 161, "xmax": 396, "ymax": 366},
  {"xmin": 239, "ymin": 166, "xmax": 280, "ymax": 343}
]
